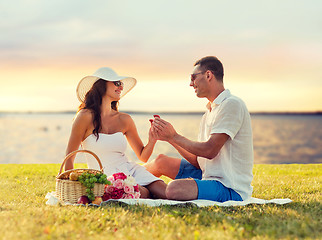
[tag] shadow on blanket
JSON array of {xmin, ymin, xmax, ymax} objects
[{"xmin": 99, "ymin": 200, "xmax": 198, "ymax": 208}]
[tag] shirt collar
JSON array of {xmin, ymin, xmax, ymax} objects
[{"xmin": 206, "ymin": 89, "xmax": 231, "ymax": 111}]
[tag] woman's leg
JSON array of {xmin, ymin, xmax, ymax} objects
[
  {"xmin": 146, "ymin": 180, "xmax": 167, "ymax": 199},
  {"xmin": 139, "ymin": 185, "xmax": 151, "ymax": 198}
]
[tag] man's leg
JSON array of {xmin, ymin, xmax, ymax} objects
[
  {"xmin": 144, "ymin": 154, "xmax": 181, "ymax": 179},
  {"xmin": 146, "ymin": 180, "xmax": 167, "ymax": 199},
  {"xmin": 166, "ymin": 178, "xmax": 198, "ymax": 200}
]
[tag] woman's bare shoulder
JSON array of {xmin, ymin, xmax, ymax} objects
[
  {"xmin": 118, "ymin": 112, "xmax": 135, "ymax": 126},
  {"xmin": 74, "ymin": 109, "xmax": 93, "ymax": 123}
]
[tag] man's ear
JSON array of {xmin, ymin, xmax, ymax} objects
[{"xmin": 207, "ymin": 70, "xmax": 212, "ymax": 81}]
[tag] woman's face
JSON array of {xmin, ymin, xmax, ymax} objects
[{"xmin": 105, "ymin": 80, "xmax": 124, "ymax": 100}]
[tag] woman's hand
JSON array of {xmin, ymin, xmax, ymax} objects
[
  {"xmin": 148, "ymin": 119, "xmax": 159, "ymax": 143},
  {"xmin": 152, "ymin": 117, "xmax": 178, "ymax": 142},
  {"xmin": 148, "ymin": 124, "xmax": 158, "ymax": 143}
]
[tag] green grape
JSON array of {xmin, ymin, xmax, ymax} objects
[{"xmin": 78, "ymin": 171, "xmax": 106, "ymax": 202}]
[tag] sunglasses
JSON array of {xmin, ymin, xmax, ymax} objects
[
  {"xmin": 190, "ymin": 71, "xmax": 206, "ymax": 81},
  {"xmin": 113, "ymin": 81, "xmax": 124, "ymax": 87}
]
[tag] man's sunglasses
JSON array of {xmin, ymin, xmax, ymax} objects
[
  {"xmin": 190, "ymin": 71, "xmax": 206, "ymax": 81},
  {"xmin": 113, "ymin": 81, "xmax": 124, "ymax": 87}
]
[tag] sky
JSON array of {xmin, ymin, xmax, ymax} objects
[{"xmin": 1, "ymin": 0, "xmax": 322, "ymax": 112}]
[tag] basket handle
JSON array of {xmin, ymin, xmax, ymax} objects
[{"xmin": 58, "ymin": 149, "xmax": 104, "ymax": 174}]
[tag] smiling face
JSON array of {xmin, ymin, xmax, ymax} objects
[
  {"xmin": 190, "ymin": 65, "xmax": 209, "ymax": 98},
  {"xmin": 105, "ymin": 80, "xmax": 124, "ymax": 101}
]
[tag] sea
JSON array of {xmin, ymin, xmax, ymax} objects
[{"xmin": 0, "ymin": 112, "xmax": 321, "ymax": 165}]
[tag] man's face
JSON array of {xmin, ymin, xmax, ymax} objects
[{"xmin": 190, "ymin": 65, "xmax": 207, "ymax": 98}]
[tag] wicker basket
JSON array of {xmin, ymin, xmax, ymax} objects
[{"xmin": 55, "ymin": 149, "xmax": 105, "ymax": 204}]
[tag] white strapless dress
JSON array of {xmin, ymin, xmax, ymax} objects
[{"xmin": 81, "ymin": 132, "xmax": 160, "ymax": 186}]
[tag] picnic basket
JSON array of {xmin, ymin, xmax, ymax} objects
[{"xmin": 56, "ymin": 149, "xmax": 105, "ymax": 204}]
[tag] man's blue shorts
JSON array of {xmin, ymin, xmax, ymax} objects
[{"xmin": 175, "ymin": 158, "xmax": 242, "ymax": 202}]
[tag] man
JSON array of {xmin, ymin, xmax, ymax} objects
[{"xmin": 145, "ymin": 56, "xmax": 253, "ymax": 202}]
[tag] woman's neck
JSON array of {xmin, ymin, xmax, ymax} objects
[{"xmin": 100, "ymin": 97, "xmax": 113, "ymax": 116}]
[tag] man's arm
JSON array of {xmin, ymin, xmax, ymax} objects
[
  {"xmin": 153, "ymin": 118, "xmax": 229, "ymax": 159},
  {"xmin": 168, "ymin": 140, "xmax": 199, "ymax": 168},
  {"xmin": 171, "ymin": 133, "xmax": 229, "ymax": 159}
]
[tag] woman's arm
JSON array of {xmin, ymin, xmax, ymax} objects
[
  {"xmin": 65, "ymin": 110, "xmax": 92, "ymax": 170},
  {"xmin": 123, "ymin": 114, "xmax": 156, "ymax": 163}
]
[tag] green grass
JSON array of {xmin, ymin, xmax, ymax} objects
[{"xmin": 0, "ymin": 164, "xmax": 321, "ymax": 240}]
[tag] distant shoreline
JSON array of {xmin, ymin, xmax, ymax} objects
[{"xmin": 1, "ymin": 110, "xmax": 322, "ymax": 116}]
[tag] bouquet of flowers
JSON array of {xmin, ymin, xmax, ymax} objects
[{"xmin": 102, "ymin": 172, "xmax": 140, "ymax": 200}]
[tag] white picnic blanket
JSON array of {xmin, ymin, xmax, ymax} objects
[{"xmin": 45, "ymin": 192, "xmax": 292, "ymax": 207}]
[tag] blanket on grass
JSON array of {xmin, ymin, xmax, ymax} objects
[{"xmin": 45, "ymin": 192, "xmax": 292, "ymax": 207}]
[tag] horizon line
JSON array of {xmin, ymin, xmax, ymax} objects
[{"xmin": 1, "ymin": 110, "xmax": 322, "ymax": 116}]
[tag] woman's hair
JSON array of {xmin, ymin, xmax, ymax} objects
[{"xmin": 77, "ymin": 79, "xmax": 119, "ymax": 140}]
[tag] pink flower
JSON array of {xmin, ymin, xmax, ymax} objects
[
  {"xmin": 111, "ymin": 189, "xmax": 124, "ymax": 199},
  {"xmin": 134, "ymin": 192, "xmax": 140, "ymax": 199},
  {"xmin": 113, "ymin": 179, "xmax": 124, "ymax": 189},
  {"xmin": 133, "ymin": 184, "xmax": 139, "ymax": 192},
  {"xmin": 106, "ymin": 186, "xmax": 116, "ymax": 194},
  {"xmin": 104, "ymin": 183, "xmax": 112, "ymax": 191},
  {"xmin": 124, "ymin": 193, "xmax": 135, "ymax": 199},
  {"xmin": 104, "ymin": 172, "xmax": 140, "ymax": 199},
  {"xmin": 113, "ymin": 172, "xmax": 127, "ymax": 180},
  {"xmin": 124, "ymin": 184, "xmax": 134, "ymax": 194}
]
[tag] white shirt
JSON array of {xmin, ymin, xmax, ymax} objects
[{"xmin": 197, "ymin": 89, "xmax": 254, "ymax": 200}]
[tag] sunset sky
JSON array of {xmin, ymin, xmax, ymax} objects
[{"xmin": 1, "ymin": 0, "xmax": 321, "ymax": 112}]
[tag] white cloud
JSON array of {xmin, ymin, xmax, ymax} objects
[{"xmin": 1, "ymin": 0, "xmax": 322, "ymax": 111}]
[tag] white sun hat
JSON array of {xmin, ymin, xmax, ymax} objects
[{"xmin": 76, "ymin": 67, "xmax": 137, "ymax": 102}]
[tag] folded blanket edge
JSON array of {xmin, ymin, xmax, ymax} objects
[{"xmin": 45, "ymin": 192, "xmax": 292, "ymax": 207}]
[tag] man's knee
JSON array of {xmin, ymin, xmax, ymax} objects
[
  {"xmin": 165, "ymin": 180, "xmax": 181, "ymax": 200},
  {"xmin": 145, "ymin": 154, "xmax": 169, "ymax": 177},
  {"xmin": 153, "ymin": 154, "xmax": 168, "ymax": 168},
  {"xmin": 147, "ymin": 154, "xmax": 181, "ymax": 179},
  {"xmin": 165, "ymin": 179, "xmax": 198, "ymax": 200}
]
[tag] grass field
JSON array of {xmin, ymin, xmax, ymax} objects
[{"xmin": 0, "ymin": 164, "xmax": 321, "ymax": 239}]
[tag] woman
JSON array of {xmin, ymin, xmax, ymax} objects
[{"xmin": 65, "ymin": 67, "xmax": 166, "ymax": 199}]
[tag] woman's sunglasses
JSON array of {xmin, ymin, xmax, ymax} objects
[{"xmin": 113, "ymin": 81, "xmax": 124, "ymax": 87}]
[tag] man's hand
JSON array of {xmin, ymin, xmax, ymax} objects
[{"xmin": 152, "ymin": 117, "xmax": 178, "ymax": 141}]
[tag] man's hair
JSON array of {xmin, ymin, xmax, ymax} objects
[{"xmin": 194, "ymin": 56, "xmax": 224, "ymax": 82}]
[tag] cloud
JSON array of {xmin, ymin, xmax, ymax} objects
[
  {"xmin": 1, "ymin": 0, "xmax": 322, "ymax": 111},
  {"xmin": 2, "ymin": 0, "xmax": 322, "ymax": 63}
]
